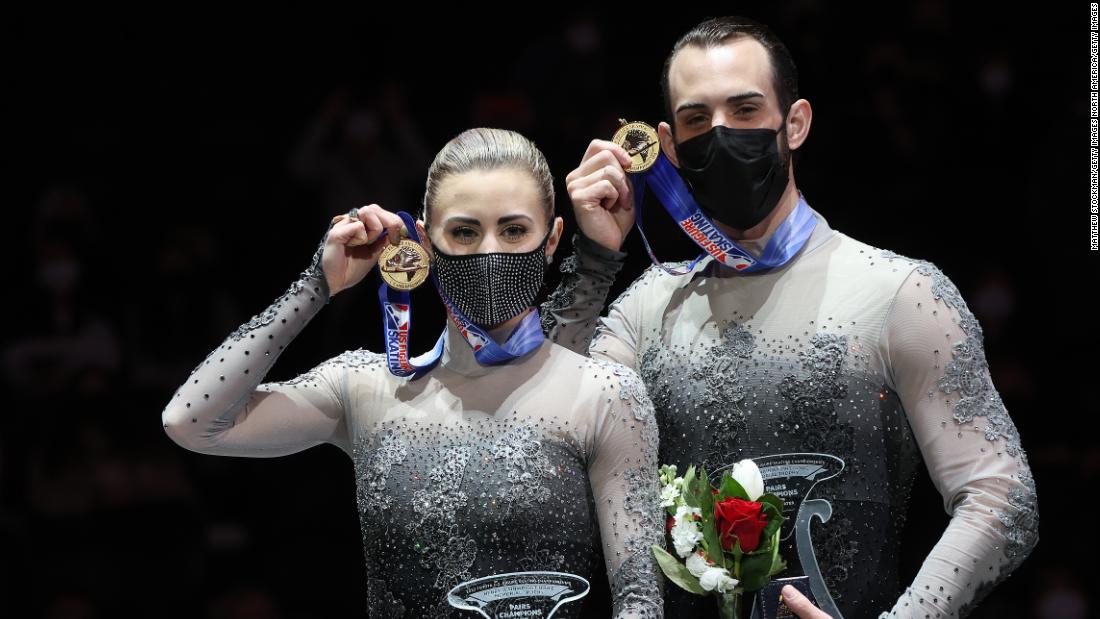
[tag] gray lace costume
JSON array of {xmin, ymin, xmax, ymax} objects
[
  {"xmin": 540, "ymin": 208, "xmax": 1037, "ymax": 618},
  {"xmin": 162, "ymin": 234, "xmax": 665, "ymax": 618}
]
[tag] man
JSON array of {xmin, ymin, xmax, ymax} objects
[{"xmin": 541, "ymin": 16, "xmax": 1037, "ymax": 619}]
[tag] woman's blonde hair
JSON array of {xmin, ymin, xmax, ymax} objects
[{"xmin": 422, "ymin": 128, "xmax": 555, "ymax": 227}]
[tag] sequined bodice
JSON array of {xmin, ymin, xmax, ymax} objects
[{"xmin": 352, "ymin": 415, "xmax": 601, "ymax": 617}]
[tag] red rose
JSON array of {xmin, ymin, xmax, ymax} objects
[
  {"xmin": 714, "ymin": 497, "xmax": 768, "ymax": 553},
  {"xmin": 666, "ymin": 515, "xmax": 675, "ymax": 533}
]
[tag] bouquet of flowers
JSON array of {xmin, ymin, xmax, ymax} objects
[{"xmin": 651, "ymin": 459, "xmax": 787, "ymax": 619}]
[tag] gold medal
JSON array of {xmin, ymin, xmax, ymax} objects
[
  {"xmin": 612, "ymin": 119, "xmax": 661, "ymax": 173},
  {"xmin": 379, "ymin": 237, "xmax": 431, "ymax": 290}
]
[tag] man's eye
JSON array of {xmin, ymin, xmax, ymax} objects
[
  {"xmin": 686, "ymin": 115, "xmax": 706, "ymax": 125},
  {"xmin": 502, "ymin": 225, "xmax": 528, "ymax": 240},
  {"xmin": 736, "ymin": 106, "xmax": 758, "ymax": 115}
]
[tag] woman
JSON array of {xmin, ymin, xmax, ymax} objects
[{"xmin": 162, "ymin": 128, "xmax": 664, "ymax": 618}]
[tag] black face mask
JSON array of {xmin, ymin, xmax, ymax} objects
[
  {"xmin": 674, "ymin": 123, "xmax": 790, "ymax": 231},
  {"xmin": 430, "ymin": 227, "xmax": 552, "ymax": 328}
]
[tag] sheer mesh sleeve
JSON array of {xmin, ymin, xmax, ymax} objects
[
  {"xmin": 877, "ymin": 263, "xmax": 1039, "ymax": 618},
  {"xmin": 161, "ymin": 234, "xmax": 352, "ymax": 458},
  {"xmin": 588, "ymin": 264, "xmax": 671, "ymax": 370},
  {"xmin": 584, "ymin": 358, "xmax": 665, "ymax": 618},
  {"xmin": 540, "ymin": 230, "xmax": 628, "ymax": 354}
]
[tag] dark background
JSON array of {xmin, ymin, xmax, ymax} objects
[{"xmin": 4, "ymin": 3, "xmax": 1094, "ymax": 618}]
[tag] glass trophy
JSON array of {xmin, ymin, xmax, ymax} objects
[
  {"xmin": 714, "ymin": 453, "xmax": 846, "ymax": 619},
  {"xmin": 447, "ymin": 571, "xmax": 590, "ymax": 618}
]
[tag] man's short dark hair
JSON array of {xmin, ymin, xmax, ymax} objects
[{"xmin": 661, "ymin": 16, "xmax": 799, "ymax": 132}]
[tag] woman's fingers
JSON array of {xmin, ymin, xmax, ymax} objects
[
  {"xmin": 372, "ymin": 207, "xmax": 405, "ymax": 246},
  {"xmin": 350, "ymin": 204, "xmax": 406, "ymax": 247},
  {"xmin": 327, "ymin": 217, "xmax": 367, "ymax": 246}
]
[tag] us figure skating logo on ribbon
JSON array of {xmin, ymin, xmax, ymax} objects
[{"xmin": 383, "ymin": 302, "xmax": 412, "ymax": 371}]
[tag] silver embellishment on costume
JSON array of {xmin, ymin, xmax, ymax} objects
[
  {"xmin": 880, "ymin": 250, "xmax": 1039, "ymax": 599},
  {"xmin": 779, "ymin": 333, "xmax": 860, "ymax": 476},
  {"xmin": 492, "ymin": 423, "xmax": 556, "ymax": 514},
  {"xmin": 355, "ymin": 429, "xmax": 408, "ymax": 516},
  {"xmin": 540, "ymin": 254, "xmax": 579, "ymax": 336}
]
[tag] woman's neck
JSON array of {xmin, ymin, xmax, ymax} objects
[{"xmin": 482, "ymin": 308, "xmax": 533, "ymax": 344}]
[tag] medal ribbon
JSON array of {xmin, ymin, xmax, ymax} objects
[{"xmin": 629, "ymin": 154, "xmax": 816, "ymax": 275}]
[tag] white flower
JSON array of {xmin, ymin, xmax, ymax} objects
[
  {"xmin": 698, "ymin": 566, "xmax": 739, "ymax": 593},
  {"xmin": 659, "ymin": 480, "xmax": 682, "ymax": 508},
  {"xmin": 670, "ymin": 505, "xmax": 703, "ymax": 557},
  {"xmin": 729, "ymin": 459, "xmax": 765, "ymax": 501},
  {"xmin": 685, "ymin": 552, "xmax": 710, "ymax": 577},
  {"xmin": 676, "ymin": 504, "xmax": 701, "ymax": 519}
]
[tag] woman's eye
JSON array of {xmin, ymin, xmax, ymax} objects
[
  {"xmin": 502, "ymin": 225, "xmax": 528, "ymax": 241},
  {"xmin": 451, "ymin": 227, "xmax": 478, "ymax": 243}
]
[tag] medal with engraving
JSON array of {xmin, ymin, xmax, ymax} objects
[
  {"xmin": 379, "ymin": 237, "xmax": 430, "ymax": 290},
  {"xmin": 612, "ymin": 119, "xmax": 661, "ymax": 173}
]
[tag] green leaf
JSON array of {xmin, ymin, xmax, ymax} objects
[
  {"xmin": 752, "ymin": 495, "xmax": 784, "ymax": 546},
  {"xmin": 738, "ymin": 549, "xmax": 774, "ymax": 592},
  {"xmin": 682, "ymin": 466, "xmax": 699, "ymax": 508},
  {"xmin": 703, "ymin": 520, "xmax": 724, "ymax": 568},
  {"xmin": 697, "ymin": 488, "xmax": 724, "ymax": 568},
  {"xmin": 759, "ymin": 494, "xmax": 784, "ymax": 517},
  {"xmin": 719, "ymin": 474, "xmax": 748, "ymax": 500},
  {"xmin": 769, "ymin": 555, "xmax": 788, "ymax": 577},
  {"xmin": 761, "ymin": 514, "xmax": 784, "ymax": 542},
  {"xmin": 651, "ymin": 545, "xmax": 707, "ymax": 596}
]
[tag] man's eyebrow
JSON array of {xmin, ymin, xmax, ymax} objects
[
  {"xmin": 727, "ymin": 91, "xmax": 765, "ymax": 104},
  {"xmin": 675, "ymin": 91, "xmax": 766, "ymax": 114}
]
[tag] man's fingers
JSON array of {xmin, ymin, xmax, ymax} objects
[
  {"xmin": 571, "ymin": 146, "xmax": 629, "ymax": 183},
  {"xmin": 781, "ymin": 585, "xmax": 831, "ymax": 619},
  {"xmin": 600, "ymin": 165, "xmax": 632, "ymax": 209},
  {"xmin": 580, "ymin": 139, "xmax": 632, "ymax": 169},
  {"xmin": 572, "ymin": 180, "xmax": 620, "ymax": 212}
]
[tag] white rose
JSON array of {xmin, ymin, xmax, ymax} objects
[
  {"xmin": 685, "ymin": 552, "xmax": 710, "ymax": 577},
  {"xmin": 729, "ymin": 459, "xmax": 765, "ymax": 501},
  {"xmin": 698, "ymin": 566, "xmax": 739, "ymax": 592},
  {"xmin": 670, "ymin": 505, "xmax": 703, "ymax": 557}
]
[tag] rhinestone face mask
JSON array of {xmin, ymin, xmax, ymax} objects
[{"xmin": 430, "ymin": 226, "xmax": 552, "ymax": 327}]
